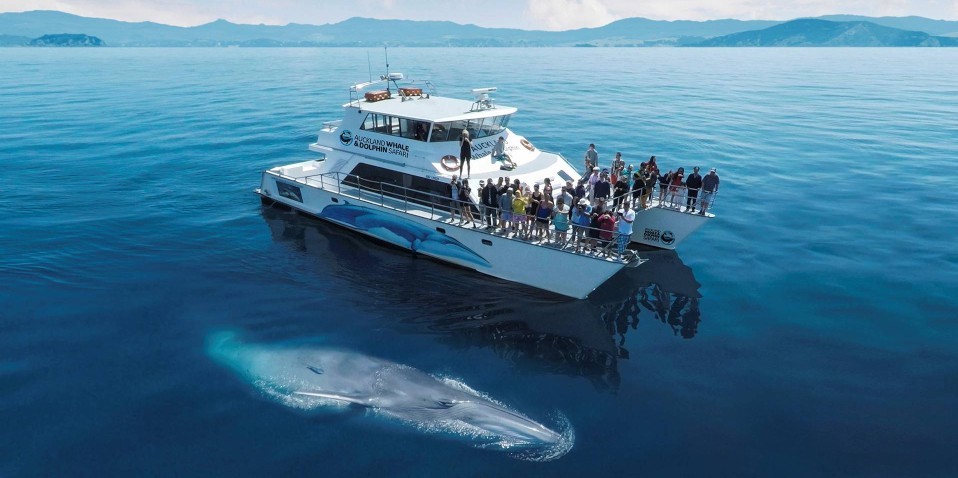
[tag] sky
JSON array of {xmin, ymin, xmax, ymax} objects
[{"xmin": 2, "ymin": 0, "xmax": 957, "ymax": 30}]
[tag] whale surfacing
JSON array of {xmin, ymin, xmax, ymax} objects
[{"xmin": 206, "ymin": 331, "xmax": 573, "ymax": 460}]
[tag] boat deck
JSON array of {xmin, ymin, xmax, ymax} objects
[{"xmin": 278, "ymin": 170, "xmax": 642, "ymax": 264}]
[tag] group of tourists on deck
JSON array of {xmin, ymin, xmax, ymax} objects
[
  {"xmin": 443, "ymin": 144, "xmax": 720, "ymax": 259},
  {"xmin": 584, "ymin": 145, "xmax": 720, "ymax": 215}
]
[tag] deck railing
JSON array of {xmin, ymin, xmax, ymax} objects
[{"xmin": 272, "ymin": 170, "xmax": 640, "ymax": 262}]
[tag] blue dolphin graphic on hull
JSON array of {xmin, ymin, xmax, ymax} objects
[{"xmin": 319, "ymin": 203, "xmax": 491, "ymax": 269}]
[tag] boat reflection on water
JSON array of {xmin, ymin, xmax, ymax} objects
[{"xmin": 261, "ymin": 206, "xmax": 704, "ymax": 392}]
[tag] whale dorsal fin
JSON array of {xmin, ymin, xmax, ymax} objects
[{"xmin": 294, "ymin": 391, "xmax": 369, "ymax": 406}]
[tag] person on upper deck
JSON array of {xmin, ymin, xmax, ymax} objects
[
  {"xmin": 459, "ymin": 130, "xmax": 473, "ymax": 178},
  {"xmin": 492, "ymin": 136, "xmax": 506, "ymax": 161}
]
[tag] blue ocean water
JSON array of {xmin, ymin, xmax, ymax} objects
[{"xmin": 1, "ymin": 47, "xmax": 957, "ymax": 476}]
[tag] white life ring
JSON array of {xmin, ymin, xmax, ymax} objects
[
  {"xmin": 440, "ymin": 154, "xmax": 460, "ymax": 171},
  {"xmin": 520, "ymin": 138, "xmax": 535, "ymax": 151}
]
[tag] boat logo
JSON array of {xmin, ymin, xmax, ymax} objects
[
  {"xmin": 339, "ymin": 130, "xmax": 353, "ymax": 145},
  {"xmin": 661, "ymin": 230, "xmax": 675, "ymax": 245}
]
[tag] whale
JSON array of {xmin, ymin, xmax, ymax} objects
[
  {"xmin": 207, "ymin": 332, "xmax": 572, "ymax": 460},
  {"xmin": 319, "ymin": 203, "xmax": 492, "ymax": 269}
]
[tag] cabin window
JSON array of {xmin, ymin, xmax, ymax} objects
[
  {"xmin": 430, "ymin": 122, "xmax": 451, "ymax": 142},
  {"xmin": 344, "ymin": 163, "xmax": 456, "ymax": 211},
  {"xmin": 360, "ymin": 114, "xmax": 427, "ymax": 141},
  {"xmin": 428, "ymin": 115, "xmax": 511, "ymax": 142}
]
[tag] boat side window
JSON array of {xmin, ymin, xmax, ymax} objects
[
  {"xmin": 430, "ymin": 122, "xmax": 451, "ymax": 142},
  {"xmin": 361, "ymin": 113, "xmax": 428, "ymax": 141},
  {"xmin": 401, "ymin": 118, "xmax": 429, "ymax": 141},
  {"xmin": 345, "ymin": 162, "xmax": 449, "ymax": 205},
  {"xmin": 446, "ymin": 120, "xmax": 468, "ymax": 141},
  {"xmin": 490, "ymin": 115, "xmax": 512, "ymax": 136},
  {"xmin": 360, "ymin": 113, "xmax": 379, "ymax": 132},
  {"xmin": 465, "ymin": 119, "xmax": 481, "ymax": 139}
]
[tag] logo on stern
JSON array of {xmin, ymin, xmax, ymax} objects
[
  {"xmin": 339, "ymin": 130, "xmax": 354, "ymax": 146},
  {"xmin": 661, "ymin": 230, "xmax": 675, "ymax": 245}
]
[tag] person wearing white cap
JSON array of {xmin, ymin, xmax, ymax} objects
[
  {"xmin": 700, "ymin": 168, "xmax": 720, "ymax": 215},
  {"xmin": 571, "ymin": 198, "xmax": 592, "ymax": 253}
]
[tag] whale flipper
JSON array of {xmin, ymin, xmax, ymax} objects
[{"xmin": 294, "ymin": 391, "xmax": 370, "ymax": 406}]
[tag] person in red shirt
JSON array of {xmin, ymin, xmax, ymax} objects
[{"xmin": 597, "ymin": 209, "xmax": 616, "ymax": 257}]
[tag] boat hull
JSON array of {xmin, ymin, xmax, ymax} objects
[
  {"xmin": 629, "ymin": 206, "xmax": 709, "ymax": 250},
  {"xmin": 258, "ymin": 172, "xmax": 625, "ymax": 300}
]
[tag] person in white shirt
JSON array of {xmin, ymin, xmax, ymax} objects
[{"xmin": 615, "ymin": 201, "xmax": 635, "ymax": 260}]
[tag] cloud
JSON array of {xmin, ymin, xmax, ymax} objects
[{"xmin": 526, "ymin": 0, "xmax": 616, "ymax": 30}]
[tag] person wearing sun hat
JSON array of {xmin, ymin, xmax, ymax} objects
[{"xmin": 571, "ymin": 197, "xmax": 592, "ymax": 253}]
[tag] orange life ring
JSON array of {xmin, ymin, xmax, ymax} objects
[
  {"xmin": 440, "ymin": 154, "xmax": 460, "ymax": 171},
  {"xmin": 520, "ymin": 138, "xmax": 535, "ymax": 151}
]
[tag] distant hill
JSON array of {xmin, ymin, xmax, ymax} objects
[
  {"xmin": 29, "ymin": 33, "xmax": 105, "ymax": 46},
  {"xmin": 2, "ymin": 10, "xmax": 958, "ymax": 47},
  {"xmin": 816, "ymin": 15, "xmax": 958, "ymax": 36},
  {"xmin": 693, "ymin": 19, "xmax": 958, "ymax": 46}
]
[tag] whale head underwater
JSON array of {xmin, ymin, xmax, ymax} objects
[{"xmin": 207, "ymin": 331, "xmax": 572, "ymax": 460}]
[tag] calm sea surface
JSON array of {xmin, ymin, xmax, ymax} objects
[{"xmin": 1, "ymin": 47, "xmax": 957, "ymax": 476}]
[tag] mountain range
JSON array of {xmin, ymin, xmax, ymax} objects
[
  {"xmin": 2, "ymin": 10, "xmax": 957, "ymax": 47},
  {"xmin": 695, "ymin": 18, "xmax": 958, "ymax": 46}
]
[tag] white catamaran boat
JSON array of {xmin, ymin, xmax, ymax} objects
[{"xmin": 256, "ymin": 73, "xmax": 713, "ymax": 299}]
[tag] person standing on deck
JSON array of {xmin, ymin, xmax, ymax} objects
[
  {"xmin": 459, "ymin": 179, "xmax": 477, "ymax": 227},
  {"xmin": 699, "ymin": 168, "xmax": 720, "ymax": 215},
  {"xmin": 499, "ymin": 188, "xmax": 514, "ymax": 234},
  {"xmin": 594, "ymin": 170, "xmax": 612, "ymax": 204},
  {"xmin": 459, "ymin": 130, "xmax": 473, "ymax": 178},
  {"xmin": 685, "ymin": 166, "xmax": 703, "ymax": 213},
  {"xmin": 448, "ymin": 175, "xmax": 461, "ymax": 223},
  {"xmin": 587, "ymin": 167, "xmax": 600, "ymax": 201},
  {"xmin": 584, "ymin": 144, "xmax": 599, "ymax": 172},
  {"xmin": 481, "ymin": 179, "xmax": 499, "ymax": 229},
  {"xmin": 616, "ymin": 202, "xmax": 636, "ymax": 261}
]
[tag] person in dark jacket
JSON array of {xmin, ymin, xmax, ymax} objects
[
  {"xmin": 480, "ymin": 180, "xmax": 500, "ymax": 228},
  {"xmin": 593, "ymin": 171, "xmax": 612, "ymax": 203},
  {"xmin": 613, "ymin": 174, "xmax": 629, "ymax": 209},
  {"xmin": 684, "ymin": 166, "xmax": 703, "ymax": 213}
]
